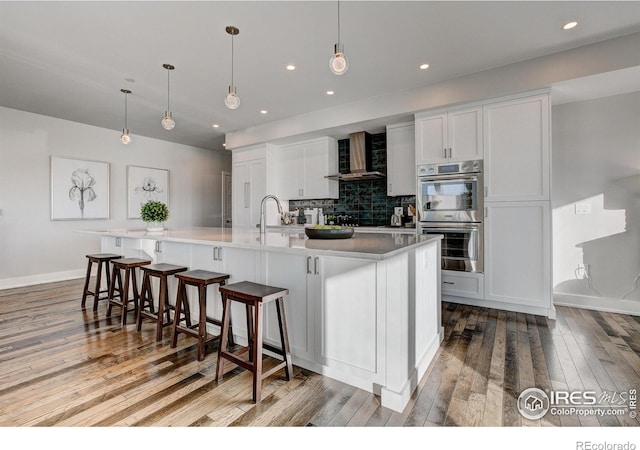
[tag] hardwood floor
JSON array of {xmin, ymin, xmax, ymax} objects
[{"xmin": 0, "ymin": 278, "xmax": 638, "ymax": 427}]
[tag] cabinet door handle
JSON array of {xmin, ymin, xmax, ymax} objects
[
  {"xmin": 388, "ymin": 183, "xmax": 392, "ymax": 193},
  {"xmin": 484, "ymin": 207, "xmax": 488, "ymax": 218},
  {"xmin": 213, "ymin": 247, "xmax": 218, "ymax": 260},
  {"xmin": 306, "ymin": 256, "xmax": 312, "ymax": 274},
  {"xmin": 244, "ymin": 182, "xmax": 250, "ymax": 208},
  {"xmin": 443, "ymin": 281, "xmax": 455, "ymax": 285},
  {"xmin": 314, "ymin": 257, "xmax": 319, "ymax": 275},
  {"xmin": 155, "ymin": 241, "xmax": 162, "ymax": 253},
  {"xmin": 484, "ymin": 186, "xmax": 488, "ymax": 197},
  {"xmin": 217, "ymin": 247, "xmax": 222, "ymax": 261},
  {"xmin": 448, "ymin": 148, "xmax": 452, "ymax": 159},
  {"xmin": 443, "ymin": 148, "xmax": 447, "ymax": 159}
]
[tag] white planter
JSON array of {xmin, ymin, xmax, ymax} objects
[{"xmin": 145, "ymin": 221, "xmax": 164, "ymax": 232}]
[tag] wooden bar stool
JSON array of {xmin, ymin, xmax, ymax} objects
[
  {"xmin": 136, "ymin": 263, "xmax": 188, "ymax": 341},
  {"xmin": 216, "ymin": 281, "xmax": 292, "ymax": 403},
  {"xmin": 106, "ymin": 257, "xmax": 152, "ymax": 326},
  {"xmin": 170, "ymin": 270, "xmax": 231, "ymax": 361},
  {"xmin": 81, "ymin": 253, "xmax": 122, "ymax": 311}
]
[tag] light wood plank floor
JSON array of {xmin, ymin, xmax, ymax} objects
[{"xmin": 0, "ymin": 278, "xmax": 638, "ymax": 427}]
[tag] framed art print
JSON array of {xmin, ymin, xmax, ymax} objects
[
  {"xmin": 51, "ymin": 156, "xmax": 110, "ymax": 220},
  {"xmin": 127, "ymin": 165, "xmax": 169, "ymax": 219}
]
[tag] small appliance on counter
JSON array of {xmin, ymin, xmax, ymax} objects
[{"xmin": 390, "ymin": 207, "xmax": 403, "ymax": 227}]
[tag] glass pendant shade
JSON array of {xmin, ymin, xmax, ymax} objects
[
  {"xmin": 161, "ymin": 111, "xmax": 175, "ymax": 130},
  {"xmin": 120, "ymin": 128, "xmax": 131, "ymax": 145},
  {"xmin": 329, "ymin": 44, "xmax": 348, "ymax": 75},
  {"xmin": 225, "ymin": 86, "xmax": 240, "ymax": 110}
]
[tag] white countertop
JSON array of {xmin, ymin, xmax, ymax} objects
[
  {"xmin": 83, "ymin": 227, "xmax": 439, "ymax": 261},
  {"xmin": 270, "ymin": 224, "xmax": 417, "ymax": 234}
]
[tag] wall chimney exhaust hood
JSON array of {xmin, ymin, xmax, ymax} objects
[{"xmin": 325, "ymin": 131, "xmax": 385, "ymax": 181}]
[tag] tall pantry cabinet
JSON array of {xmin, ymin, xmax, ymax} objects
[{"xmin": 482, "ymin": 93, "xmax": 553, "ymax": 317}]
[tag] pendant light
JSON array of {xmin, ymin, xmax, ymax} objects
[
  {"xmin": 224, "ymin": 26, "xmax": 240, "ymax": 110},
  {"xmin": 120, "ymin": 89, "xmax": 132, "ymax": 145},
  {"xmin": 329, "ymin": 0, "xmax": 348, "ymax": 75},
  {"xmin": 161, "ymin": 64, "xmax": 175, "ymax": 130}
]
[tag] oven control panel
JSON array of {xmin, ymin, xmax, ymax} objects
[{"xmin": 418, "ymin": 159, "xmax": 482, "ymax": 177}]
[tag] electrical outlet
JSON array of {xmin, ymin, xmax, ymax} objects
[{"xmin": 575, "ymin": 203, "xmax": 592, "ymax": 215}]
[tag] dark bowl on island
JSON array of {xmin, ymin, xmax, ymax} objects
[{"xmin": 304, "ymin": 227, "xmax": 355, "ymax": 240}]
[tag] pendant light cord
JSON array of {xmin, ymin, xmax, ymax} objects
[
  {"xmin": 337, "ymin": 0, "xmax": 341, "ymax": 44},
  {"xmin": 231, "ymin": 32, "xmax": 235, "ymax": 86},
  {"xmin": 124, "ymin": 92, "xmax": 128, "ymax": 128},
  {"xmin": 166, "ymin": 70, "xmax": 171, "ymax": 111}
]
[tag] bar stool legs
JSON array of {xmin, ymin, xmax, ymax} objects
[
  {"xmin": 216, "ymin": 281, "xmax": 292, "ymax": 403},
  {"xmin": 81, "ymin": 253, "xmax": 121, "ymax": 311},
  {"xmin": 170, "ymin": 270, "xmax": 232, "ymax": 361},
  {"xmin": 136, "ymin": 263, "xmax": 188, "ymax": 341},
  {"xmin": 106, "ymin": 258, "xmax": 152, "ymax": 326}
]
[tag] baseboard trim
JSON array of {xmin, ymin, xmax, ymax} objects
[
  {"xmin": 443, "ymin": 294, "xmax": 556, "ymax": 318},
  {"xmin": 0, "ymin": 269, "xmax": 86, "ymax": 291},
  {"xmin": 554, "ymin": 292, "xmax": 640, "ymax": 317}
]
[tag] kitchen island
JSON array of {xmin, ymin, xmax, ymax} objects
[{"xmin": 85, "ymin": 227, "xmax": 443, "ymax": 413}]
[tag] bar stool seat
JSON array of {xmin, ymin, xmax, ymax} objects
[
  {"xmin": 107, "ymin": 257, "xmax": 152, "ymax": 326},
  {"xmin": 170, "ymin": 270, "xmax": 231, "ymax": 361},
  {"xmin": 81, "ymin": 253, "xmax": 122, "ymax": 311},
  {"xmin": 136, "ymin": 263, "xmax": 188, "ymax": 341},
  {"xmin": 216, "ymin": 281, "xmax": 292, "ymax": 403}
]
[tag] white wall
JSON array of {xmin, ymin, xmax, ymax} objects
[
  {"xmin": 552, "ymin": 92, "xmax": 640, "ymax": 315},
  {"xmin": 0, "ymin": 106, "xmax": 231, "ymax": 288}
]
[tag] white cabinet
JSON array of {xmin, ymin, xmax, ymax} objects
[
  {"xmin": 483, "ymin": 94, "xmax": 550, "ymax": 202},
  {"xmin": 386, "ymin": 122, "xmax": 416, "ymax": 196},
  {"xmin": 484, "ymin": 202, "xmax": 551, "ymax": 310},
  {"xmin": 415, "ymin": 106, "xmax": 482, "ymax": 165},
  {"xmin": 232, "ymin": 159, "xmax": 265, "ymax": 228},
  {"xmin": 263, "ymin": 251, "xmax": 384, "ymax": 384},
  {"xmin": 441, "ymin": 271, "xmax": 484, "ymax": 299},
  {"xmin": 263, "ymin": 251, "xmax": 315, "ymax": 362},
  {"xmin": 277, "ymin": 137, "xmax": 338, "ymax": 200}
]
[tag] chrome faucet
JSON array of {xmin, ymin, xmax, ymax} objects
[{"xmin": 259, "ymin": 194, "xmax": 283, "ymax": 234}]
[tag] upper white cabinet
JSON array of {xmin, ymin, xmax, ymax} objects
[
  {"xmin": 415, "ymin": 106, "xmax": 482, "ymax": 165},
  {"xmin": 386, "ymin": 122, "xmax": 416, "ymax": 196},
  {"xmin": 277, "ymin": 137, "xmax": 339, "ymax": 200},
  {"xmin": 483, "ymin": 94, "xmax": 550, "ymax": 202}
]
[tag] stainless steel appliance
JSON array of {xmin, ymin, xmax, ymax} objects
[
  {"xmin": 418, "ymin": 160, "xmax": 484, "ymax": 273},
  {"xmin": 420, "ymin": 222, "xmax": 483, "ymax": 273},
  {"xmin": 417, "ymin": 160, "xmax": 483, "ymax": 223}
]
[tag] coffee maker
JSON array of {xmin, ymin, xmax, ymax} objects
[{"xmin": 390, "ymin": 207, "xmax": 403, "ymax": 227}]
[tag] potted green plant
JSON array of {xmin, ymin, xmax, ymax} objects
[{"xmin": 140, "ymin": 200, "xmax": 169, "ymax": 232}]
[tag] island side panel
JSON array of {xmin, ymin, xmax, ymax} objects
[{"xmin": 381, "ymin": 238, "xmax": 442, "ymax": 412}]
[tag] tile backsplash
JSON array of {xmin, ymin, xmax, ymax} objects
[{"xmin": 289, "ymin": 132, "xmax": 416, "ymax": 226}]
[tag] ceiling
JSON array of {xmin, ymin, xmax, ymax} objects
[{"xmin": 2, "ymin": 1, "xmax": 640, "ymax": 151}]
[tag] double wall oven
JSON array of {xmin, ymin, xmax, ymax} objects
[{"xmin": 417, "ymin": 160, "xmax": 483, "ymax": 273}]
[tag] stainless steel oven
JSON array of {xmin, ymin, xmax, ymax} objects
[
  {"xmin": 417, "ymin": 160, "xmax": 483, "ymax": 222},
  {"xmin": 420, "ymin": 222, "xmax": 483, "ymax": 273},
  {"xmin": 418, "ymin": 160, "xmax": 484, "ymax": 273}
]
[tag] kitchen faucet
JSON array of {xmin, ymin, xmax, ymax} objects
[{"xmin": 259, "ymin": 194, "xmax": 283, "ymax": 234}]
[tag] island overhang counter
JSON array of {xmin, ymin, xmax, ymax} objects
[{"xmin": 85, "ymin": 227, "xmax": 443, "ymax": 413}]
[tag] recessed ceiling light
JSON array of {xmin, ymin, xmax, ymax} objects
[
  {"xmin": 562, "ymin": 21, "xmax": 578, "ymax": 30},
  {"xmin": 260, "ymin": 110, "xmax": 268, "ymax": 114},
  {"xmin": 212, "ymin": 124, "xmax": 220, "ymax": 128},
  {"xmin": 326, "ymin": 90, "xmax": 335, "ymax": 95},
  {"xmin": 419, "ymin": 63, "xmax": 430, "ymax": 70},
  {"xmin": 286, "ymin": 64, "xmax": 296, "ymax": 71}
]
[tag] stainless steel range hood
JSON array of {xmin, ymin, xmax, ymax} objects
[{"xmin": 325, "ymin": 131, "xmax": 385, "ymax": 181}]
